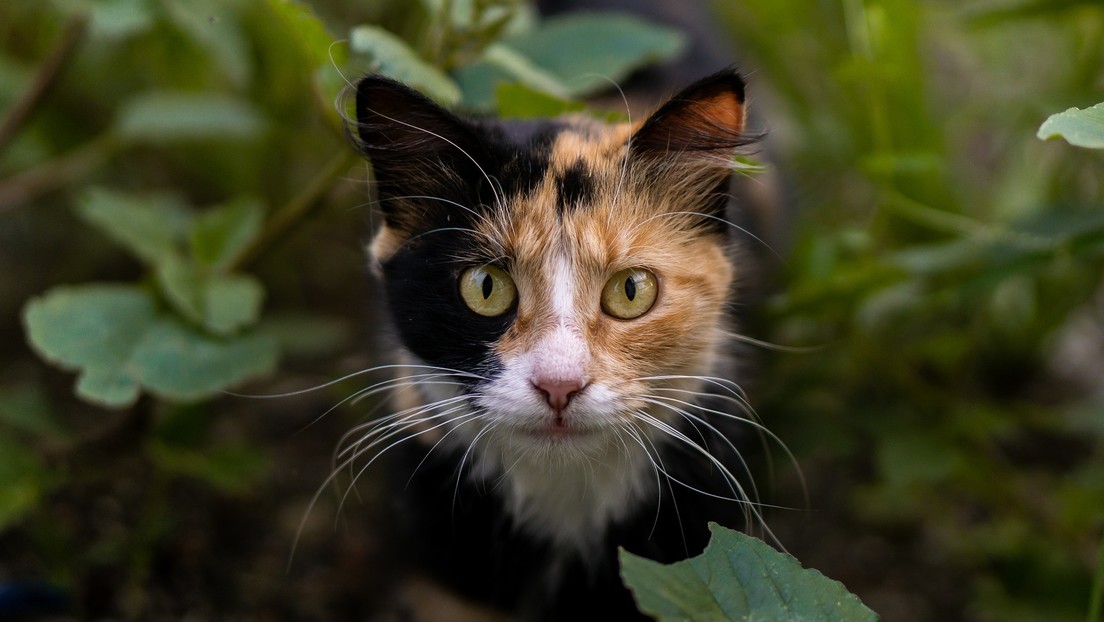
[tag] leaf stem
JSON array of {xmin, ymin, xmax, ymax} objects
[
  {"xmin": 0, "ymin": 13, "xmax": 89, "ymax": 154},
  {"xmin": 230, "ymin": 150, "xmax": 357, "ymax": 270},
  {"xmin": 0, "ymin": 133, "xmax": 120, "ymax": 213}
]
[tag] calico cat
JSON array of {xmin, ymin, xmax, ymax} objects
[{"xmin": 349, "ymin": 68, "xmax": 763, "ymax": 621}]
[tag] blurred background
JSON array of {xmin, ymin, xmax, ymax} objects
[{"xmin": 1, "ymin": 0, "xmax": 1102, "ymax": 620}]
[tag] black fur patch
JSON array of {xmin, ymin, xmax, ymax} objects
[
  {"xmin": 556, "ymin": 159, "xmax": 593, "ymax": 215},
  {"xmin": 380, "ymin": 231, "xmax": 514, "ymax": 377}
]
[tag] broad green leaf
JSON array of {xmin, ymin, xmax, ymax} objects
[
  {"xmin": 0, "ymin": 437, "xmax": 47, "ymax": 530},
  {"xmin": 1037, "ymin": 103, "xmax": 1104, "ymax": 149},
  {"xmin": 156, "ymin": 257, "xmax": 265, "ymax": 335},
  {"xmin": 267, "ymin": 0, "xmax": 339, "ymax": 69},
  {"xmin": 456, "ymin": 45, "xmax": 572, "ymax": 112},
  {"xmin": 22, "ymin": 284, "xmax": 156, "ymax": 408},
  {"xmin": 77, "ymin": 188, "xmax": 192, "ymax": 266},
  {"xmin": 163, "ymin": 0, "xmax": 251, "ymax": 87},
  {"xmin": 620, "ymin": 524, "xmax": 879, "ymax": 622},
  {"xmin": 190, "ymin": 198, "xmax": 264, "ymax": 271},
  {"xmin": 130, "ymin": 320, "xmax": 277, "ymax": 402},
  {"xmin": 115, "ymin": 91, "xmax": 266, "ymax": 143},
  {"xmin": 507, "ymin": 12, "xmax": 685, "ymax": 97},
  {"xmin": 72, "ymin": 0, "xmax": 156, "ymax": 40},
  {"xmin": 202, "ymin": 274, "xmax": 265, "ymax": 335},
  {"xmin": 481, "ymin": 43, "xmax": 571, "ymax": 99},
  {"xmin": 349, "ymin": 25, "xmax": 461, "ymax": 106},
  {"xmin": 495, "ymin": 82, "xmax": 586, "ymax": 119},
  {"xmin": 22, "ymin": 284, "xmax": 278, "ymax": 408},
  {"xmin": 156, "ymin": 255, "xmax": 205, "ymax": 324},
  {"xmin": 454, "ymin": 62, "xmax": 511, "ymax": 111}
]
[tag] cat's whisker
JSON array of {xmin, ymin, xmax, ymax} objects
[
  {"xmin": 335, "ymin": 395, "xmax": 474, "ymax": 462},
  {"xmin": 290, "ymin": 397, "xmax": 473, "ymax": 570},
  {"xmin": 329, "ymin": 409, "xmax": 482, "ymax": 531},
  {"xmin": 637, "ymin": 396, "xmax": 807, "ymax": 525},
  {"xmin": 619, "ymin": 420, "xmax": 683, "ymax": 544},
  {"xmin": 633, "ymin": 397, "xmax": 761, "ymax": 508},
  {"xmin": 634, "ymin": 209, "xmax": 782, "ymax": 259},
  {"xmin": 337, "ymin": 407, "xmax": 480, "ymax": 511},
  {"xmin": 630, "ymin": 374, "xmax": 754, "ymax": 415},
  {"xmin": 400, "ymin": 226, "xmax": 503, "ymax": 251},
  {"xmin": 406, "ymin": 410, "xmax": 489, "ymax": 488},
  {"xmin": 453, "ymin": 422, "xmax": 498, "ymax": 513},
  {"xmin": 353, "ymin": 105, "xmax": 507, "ymax": 212},
  {"xmin": 629, "ymin": 410, "xmax": 784, "ymax": 547},
  {"xmin": 720, "ymin": 330, "xmax": 825, "ymax": 353}
]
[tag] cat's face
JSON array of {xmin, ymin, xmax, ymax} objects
[{"xmin": 354, "ymin": 71, "xmax": 750, "ymax": 464}]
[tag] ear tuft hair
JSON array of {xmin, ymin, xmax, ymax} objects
[
  {"xmin": 629, "ymin": 68, "xmax": 753, "ymax": 161},
  {"xmin": 351, "ymin": 75, "xmax": 489, "ymax": 228}
]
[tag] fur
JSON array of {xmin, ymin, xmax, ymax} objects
[{"xmin": 348, "ymin": 68, "xmax": 762, "ymax": 621}]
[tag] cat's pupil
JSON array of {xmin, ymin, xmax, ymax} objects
[
  {"xmin": 481, "ymin": 273, "xmax": 493, "ymax": 299},
  {"xmin": 624, "ymin": 276, "xmax": 636, "ymax": 301}
]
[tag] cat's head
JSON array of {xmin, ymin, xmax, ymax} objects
[{"xmin": 351, "ymin": 70, "xmax": 753, "ymax": 460}]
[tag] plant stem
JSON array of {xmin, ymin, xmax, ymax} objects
[
  {"xmin": 230, "ymin": 150, "xmax": 357, "ymax": 270},
  {"xmin": 0, "ymin": 13, "xmax": 88, "ymax": 154},
  {"xmin": 0, "ymin": 133, "xmax": 120, "ymax": 213}
]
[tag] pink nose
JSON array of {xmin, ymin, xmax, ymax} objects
[{"xmin": 533, "ymin": 378, "xmax": 586, "ymax": 413}]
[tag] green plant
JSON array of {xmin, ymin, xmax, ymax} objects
[{"xmin": 2, "ymin": 0, "xmax": 1102, "ymax": 619}]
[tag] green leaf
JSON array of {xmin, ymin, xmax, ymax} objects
[
  {"xmin": 82, "ymin": 0, "xmax": 156, "ymax": 40},
  {"xmin": 77, "ymin": 188, "xmax": 192, "ymax": 266},
  {"xmin": 494, "ymin": 82, "xmax": 586, "ymax": 119},
  {"xmin": 156, "ymin": 255, "xmax": 206, "ymax": 324},
  {"xmin": 1037, "ymin": 103, "xmax": 1104, "ymax": 149},
  {"xmin": 349, "ymin": 25, "xmax": 461, "ymax": 106},
  {"xmin": 190, "ymin": 198, "xmax": 264, "ymax": 271},
  {"xmin": 163, "ymin": 0, "xmax": 251, "ymax": 86},
  {"xmin": 130, "ymin": 320, "xmax": 277, "ymax": 402},
  {"xmin": 482, "ymin": 43, "xmax": 571, "ymax": 99},
  {"xmin": 22, "ymin": 284, "xmax": 278, "ymax": 408},
  {"xmin": 507, "ymin": 12, "xmax": 685, "ymax": 97},
  {"xmin": 456, "ymin": 44, "xmax": 573, "ymax": 112},
  {"xmin": 620, "ymin": 524, "xmax": 879, "ymax": 622},
  {"xmin": 156, "ymin": 257, "xmax": 265, "ymax": 335},
  {"xmin": 267, "ymin": 0, "xmax": 339, "ymax": 67},
  {"xmin": 115, "ymin": 91, "xmax": 266, "ymax": 143},
  {"xmin": 22, "ymin": 284, "xmax": 156, "ymax": 408},
  {"xmin": 202, "ymin": 274, "xmax": 265, "ymax": 335},
  {"xmin": 0, "ymin": 436, "xmax": 48, "ymax": 530}
]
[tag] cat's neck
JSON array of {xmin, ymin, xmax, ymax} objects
[{"xmin": 468, "ymin": 435, "xmax": 658, "ymax": 551}]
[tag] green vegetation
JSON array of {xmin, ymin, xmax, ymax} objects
[
  {"xmin": 620, "ymin": 524, "xmax": 879, "ymax": 621},
  {"xmin": 0, "ymin": 0, "xmax": 1101, "ymax": 619}
]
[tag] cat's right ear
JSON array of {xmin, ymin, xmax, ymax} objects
[{"xmin": 353, "ymin": 76, "xmax": 487, "ymax": 226}]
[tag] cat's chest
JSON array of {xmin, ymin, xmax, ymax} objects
[{"xmin": 467, "ymin": 434, "xmax": 658, "ymax": 551}]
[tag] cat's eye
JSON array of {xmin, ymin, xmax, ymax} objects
[
  {"xmin": 601, "ymin": 268, "xmax": 658, "ymax": 320},
  {"xmin": 459, "ymin": 264, "xmax": 517, "ymax": 317}
]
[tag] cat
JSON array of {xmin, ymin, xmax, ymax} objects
[{"xmin": 347, "ymin": 68, "xmax": 766, "ymax": 621}]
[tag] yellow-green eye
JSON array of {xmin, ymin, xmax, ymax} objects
[
  {"xmin": 601, "ymin": 268, "xmax": 658, "ymax": 320},
  {"xmin": 459, "ymin": 264, "xmax": 517, "ymax": 317}
]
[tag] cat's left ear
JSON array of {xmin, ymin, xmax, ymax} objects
[{"xmin": 628, "ymin": 68, "xmax": 752, "ymax": 182}]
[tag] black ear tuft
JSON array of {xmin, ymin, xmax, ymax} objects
[
  {"xmin": 352, "ymin": 75, "xmax": 488, "ymax": 216},
  {"xmin": 629, "ymin": 68, "xmax": 752, "ymax": 160}
]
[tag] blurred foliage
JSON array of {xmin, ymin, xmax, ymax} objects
[
  {"xmin": 714, "ymin": 0, "xmax": 1104, "ymax": 620},
  {"xmin": 0, "ymin": 0, "xmax": 1102, "ymax": 619}
]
